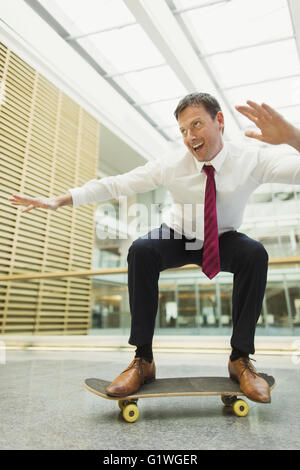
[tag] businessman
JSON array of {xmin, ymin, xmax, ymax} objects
[{"xmin": 9, "ymin": 95, "xmax": 300, "ymax": 403}]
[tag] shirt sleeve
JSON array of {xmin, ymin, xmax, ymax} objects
[
  {"xmin": 251, "ymin": 147, "xmax": 300, "ymax": 185},
  {"xmin": 68, "ymin": 158, "xmax": 164, "ymax": 207}
]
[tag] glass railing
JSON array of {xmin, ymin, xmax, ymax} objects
[{"xmin": 1, "ymin": 257, "xmax": 300, "ymax": 336}]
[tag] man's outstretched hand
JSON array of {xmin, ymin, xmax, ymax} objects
[
  {"xmin": 8, "ymin": 194, "xmax": 60, "ymax": 213},
  {"xmin": 235, "ymin": 100, "xmax": 300, "ymax": 150}
]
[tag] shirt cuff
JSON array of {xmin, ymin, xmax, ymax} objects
[{"xmin": 67, "ymin": 188, "xmax": 82, "ymax": 207}]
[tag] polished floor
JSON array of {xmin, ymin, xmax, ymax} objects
[{"xmin": 1, "ymin": 349, "xmax": 299, "ymax": 450}]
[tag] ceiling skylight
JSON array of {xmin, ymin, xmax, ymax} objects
[
  {"xmin": 38, "ymin": 0, "xmax": 135, "ymax": 35},
  {"xmin": 141, "ymin": 98, "xmax": 182, "ymax": 128},
  {"xmin": 78, "ymin": 24, "xmax": 165, "ymax": 75},
  {"xmin": 113, "ymin": 66, "xmax": 187, "ymax": 105},
  {"xmin": 228, "ymin": 75, "xmax": 300, "ymax": 126},
  {"xmin": 176, "ymin": 0, "xmax": 293, "ymax": 54},
  {"xmin": 208, "ymin": 39, "xmax": 300, "ymax": 88},
  {"xmin": 34, "ymin": 0, "xmax": 300, "ymax": 144}
]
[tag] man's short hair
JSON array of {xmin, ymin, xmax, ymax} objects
[{"xmin": 174, "ymin": 92, "xmax": 224, "ymax": 133}]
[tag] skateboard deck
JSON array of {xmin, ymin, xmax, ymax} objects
[{"xmin": 84, "ymin": 374, "xmax": 276, "ymax": 422}]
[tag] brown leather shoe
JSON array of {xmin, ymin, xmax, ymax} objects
[
  {"xmin": 105, "ymin": 357, "xmax": 156, "ymax": 397},
  {"xmin": 228, "ymin": 357, "xmax": 271, "ymax": 403}
]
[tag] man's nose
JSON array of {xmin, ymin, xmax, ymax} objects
[{"xmin": 187, "ymin": 129, "xmax": 196, "ymax": 140}]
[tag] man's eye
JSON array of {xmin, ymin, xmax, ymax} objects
[{"xmin": 194, "ymin": 121, "xmax": 201, "ymax": 127}]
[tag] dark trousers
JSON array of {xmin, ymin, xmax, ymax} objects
[{"xmin": 127, "ymin": 223, "xmax": 269, "ymax": 355}]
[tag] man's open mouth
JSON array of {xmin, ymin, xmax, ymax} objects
[{"xmin": 192, "ymin": 142, "xmax": 204, "ymax": 152}]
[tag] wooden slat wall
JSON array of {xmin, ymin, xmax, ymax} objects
[{"xmin": 0, "ymin": 42, "xmax": 99, "ymax": 334}]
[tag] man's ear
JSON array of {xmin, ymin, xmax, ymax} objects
[{"xmin": 217, "ymin": 111, "xmax": 224, "ymax": 133}]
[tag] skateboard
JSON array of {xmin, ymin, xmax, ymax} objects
[{"xmin": 84, "ymin": 374, "xmax": 276, "ymax": 423}]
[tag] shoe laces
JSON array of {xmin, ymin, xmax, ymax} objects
[
  {"xmin": 239, "ymin": 357, "xmax": 258, "ymax": 379},
  {"xmin": 124, "ymin": 357, "xmax": 144, "ymax": 376}
]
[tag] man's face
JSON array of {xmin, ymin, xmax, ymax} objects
[{"xmin": 178, "ymin": 104, "xmax": 224, "ymax": 162}]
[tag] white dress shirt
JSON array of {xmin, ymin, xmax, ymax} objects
[{"xmin": 68, "ymin": 141, "xmax": 300, "ymax": 245}]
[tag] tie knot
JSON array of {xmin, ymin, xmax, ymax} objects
[{"xmin": 203, "ymin": 164, "xmax": 215, "ymax": 176}]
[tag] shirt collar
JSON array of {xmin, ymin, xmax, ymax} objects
[{"xmin": 194, "ymin": 141, "xmax": 227, "ymax": 174}]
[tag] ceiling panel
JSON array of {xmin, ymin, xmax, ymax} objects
[
  {"xmin": 226, "ymin": 75, "xmax": 300, "ymax": 115},
  {"xmin": 161, "ymin": 125, "xmax": 182, "ymax": 141},
  {"xmin": 34, "ymin": 0, "xmax": 300, "ymax": 144},
  {"xmin": 78, "ymin": 24, "xmax": 165, "ymax": 75},
  {"xmin": 276, "ymin": 105, "xmax": 300, "ymax": 125},
  {"xmin": 207, "ymin": 39, "xmax": 300, "ymax": 88},
  {"xmin": 141, "ymin": 98, "xmax": 182, "ymax": 127},
  {"xmin": 176, "ymin": 0, "xmax": 293, "ymax": 54},
  {"xmin": 174, "ymin": 0, "xmax": 229, "ymax": 10},
  {"xmin": 113, "ymin": 65, "xmax": 187, "ymax": 104},
  {"xmin": 234, "ymin": 104, "xmax": 300, "ymax": 135},
  {"xmin": 39, "ymin": 0, "xmax": 135, "ymax": 34}
]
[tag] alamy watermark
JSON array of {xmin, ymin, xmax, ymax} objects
[{"xmin": 95, "ymin": 198, "xmax": 205, "ymax": 250}]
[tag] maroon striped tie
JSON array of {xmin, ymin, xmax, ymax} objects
[{"xmin": 202, "ymin": 165, "xmax": 220, "ymax": 279}]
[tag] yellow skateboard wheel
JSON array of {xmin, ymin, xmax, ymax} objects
[
  {"xmin": 118, "ymin": 400, "xmax": 125, "ymax": 410},
  {"xmin": 122, "ymin": 403, "xmax": 139, "ymax": 423},
  {"xmin": 232, "ymin": 399, "xmax": 249, "ymax": 417}
]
